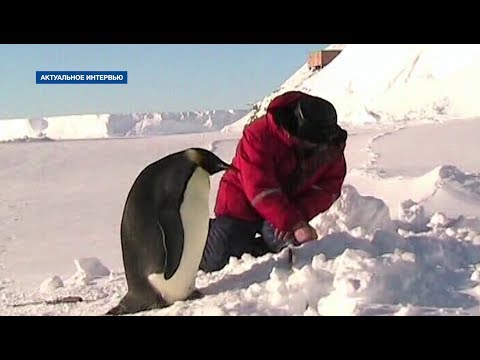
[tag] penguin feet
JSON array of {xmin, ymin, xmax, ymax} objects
[
  {"xmin": 105, "ymin": 292, "xmax": 168, "ymax": 316},
  {"xmin": 105, "ymin": 303, "xmax": 127, "ymax": 316}
]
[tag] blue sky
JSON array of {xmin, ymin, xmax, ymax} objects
[{"xmin": 0, "ymin": 44, "xmax": 327, "ymax": 119}]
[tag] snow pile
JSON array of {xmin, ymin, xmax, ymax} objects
[
  {"xmin": 310, "ymin": 184, "xmax": 394, "ymax": 239},
  {"xmin": 471, "ymin": 265, "xmax": 480, "ymax": 282},
  {"xmin": 394, "ymin": 303, "xmax": 422, "ymax": 316},
  {"xmin": 425, "ymin": 212, "xmax": 480, "ymax": 243},
  {"xmin": 133, "ymin": 196, "xmax": 480, "ymax": 316},
  {"xmin": 397, "ymin": 199, "xmax": 429, "ymax": 233},
  {"xmin": 34, "ymin": 258, "xmax": 111, "ymax": 296},
  {"xmin": 0, "ymin": 110, "xmax": 248, "ymax": 142},
  {"xmin": 428, "ymin": 212, "xmax": 450, "ymax": 228},
  {"xmin": 191, "ymin": 215, "xmax": 480, "ymax": 316},
  {"xmin": 66, "ymin": 257, "xmax": 111, "ymax": 286},
  {"xmin": 74, "ymin": 257, "xmax": 110, "ymax": 278},
  {"xmin": 315, "ymin": 249, "xmax": 417, "ymax": 316},
  {"xmin": 39, "ymin": 276, "xmax": 64, "ymax": 294},
  {"xmin": 225, "ymin": 44, "xmax": 480, "ymax": 131}
]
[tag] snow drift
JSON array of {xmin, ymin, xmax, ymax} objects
[
  {"xmin": 225, "ymin": 44, "xmax": 480, "ymax": 132},
  {"xmin": 311, "ymin": 184, "xmax": 395, "ymax": 239},
  {"xmin": 349, "ymin": 164, "xmax": 480, "ymax": 220},
  {"xmin": 0, "ymin": 109, "xmax": 248, "ymax": 142},
  {"xmin": 3, "ymin": 178, "xmax": 480, "ymax": 316}
]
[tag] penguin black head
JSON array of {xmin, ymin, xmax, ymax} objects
[{"xmin": 185, "ymin": 148, "xmax": 233, "ymax": 175}]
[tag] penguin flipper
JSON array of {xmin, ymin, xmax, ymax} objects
[{"xmin": 157, "ymin": 210, "xmax": 184, "ymax": 280}]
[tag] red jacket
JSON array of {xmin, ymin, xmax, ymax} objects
[{"xmin": 215, "ymin": 91, "xmax": 347, "ymax": 231}]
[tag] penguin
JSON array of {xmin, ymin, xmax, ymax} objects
[{"xmin": 106, "ymin": 148, "xmax": 232, "ymax": 315}]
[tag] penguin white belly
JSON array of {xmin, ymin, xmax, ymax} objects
[{"xmin": 148, "ymin": 166, "xmax": 210, "ymax": 304}]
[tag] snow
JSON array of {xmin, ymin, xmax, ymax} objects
[
  {"xmin": 226, "ymin": 44, "xmax": 480, "ymax": 131},
  {"xmin": 372, "ymin": 118, "xmax": 480, "ymax": 177},
  {"xmin": 0, "ymin": 119, "xmax": 39, "ymax": 141},
  {"xmin": 310, "ymin": 184, "xmax": 395, "ymax": 238},
  {"xmin": 0, "ymin": 110, "xmax": 248, "ymax": 142},
  {"xmin": 73, "ymin": 258, "xmax": 111, "ymax": 279},
  {"xmin": 349, "ymin": 163, "xmax": 480, "ymax": 220},
  {"xmin": 2, "ymin": 44, "xmax": 480, "ymax": 316},
  {"xmin": 2, "ymin": 119, "xmax": 480, "ymax": 315},
  {"xmin": 398, "ymin": 199, "xmax": 428, "ymax": 232},
  {"xmin": 324, "ymin": 44, "xmax": 347, "ymax": 51},
  {"xmin": 471, "ymin": 266, "xmax": 480, "ymax": 282},
  {"xmin": 39, "ymin": 276, "xmax": 64, "ymax": 293},
  {"xmin": 0, "ymin": 131, "xmax": 238, "ymax": 291},
  {"xmin": 42, "ymin": 114, "xmax": 109, "ymax": 140},
  {"xmin": 302, "ymin": 45, "xmax": 480, "ymax": 126}
]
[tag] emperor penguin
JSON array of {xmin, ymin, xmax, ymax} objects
[{"xmin": 106, "ymin": 148, "xmax": 232, "ymax": 315}]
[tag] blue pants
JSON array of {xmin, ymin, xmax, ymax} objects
[{"xmin": 199, "ymin": 216, "xmax": 289, "ymax": 273}]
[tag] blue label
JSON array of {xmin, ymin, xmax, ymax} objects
[{"xmin": 36, "ymin": 71, "xmax": 128, "ymax": 84}]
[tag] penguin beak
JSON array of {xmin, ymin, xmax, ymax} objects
[
  {"xmin": 210, "ymin": 158, "xmax": 238, "ymax": 174},
  {"xmin": 218, "ymin": 162, "xmax": 238, "ymax": 173},
  {"xmin": 224, "ymin": 162, "xmax": 239, "ymax": 172},
  {"xmin": 212, "ymin": 161, "xmax": 229, "ymax": 173}
]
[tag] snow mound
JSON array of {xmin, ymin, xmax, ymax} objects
[
  {"xmin": 190, "ymin": 224, "xmax": 480, "ymax": 316},
  {"xmin": 397, "ymin": 199, "xmax": 429, "ymax": 232},
  {"xmin": 471, "ymin": 265, "xmax": 480, "ymax": 282},
  {"xmin": 416, "ymin": 165, "xmax": 480, "ymax": 218},
  {"xmin": 67, "ymin": 257, "xmax": 111, "ymax": 285},
  {"xmin": 316, "ymin": 248, "xmax": 417, "ymax": 315},
  {"xmin": 39, "ymin": 276, "xmax": 64, "ymax": 293},
  {"xmin": 311, "ymin": 184, "xmax": 394, "ymax": 238},
  {"xmin": 394, "ymin": 304, "xmax": 420, "ymax": 316},
  {"xmin": 225, "ymin": 44, "xmax": 480, "ymax": 131},
  {"xmin": 351, "ymin": 164, "xmax": 480, "ymax": 220},
  {"xmin": 424, "ymin": 212, "xmax": 480, "ymax": 243},
  {"xmin": 428, "ymin": 212, "xmax": 450, "ymax": 228}
]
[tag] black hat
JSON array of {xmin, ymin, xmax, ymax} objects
[{"xmin": 293, "ymin": 96, "xmax": 343, "ymax": 144}]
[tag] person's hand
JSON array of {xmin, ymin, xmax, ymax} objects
[
  {"xmin": 292, "ymin": 221, "xmax": 318, "ymax": 244},
  {"xmin": 274, "ymin": 228, "xmax": 294, "ymax": 242}
]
